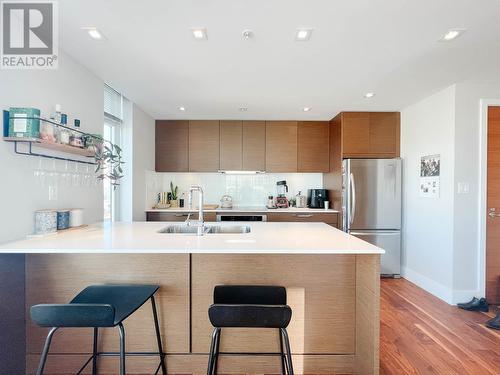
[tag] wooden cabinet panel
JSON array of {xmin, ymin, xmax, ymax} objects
[
  {"xmin": 26, "ymin": 254, "xmax": 190, "ymax": 355},
  {"xmin": 220, "ymin": 121, "xmax": 243, "ymax": 171},
  {"xmin": 242, "ymin": 121, "xmax": 266, "ymax": 171},
  {"xmin": 155, "ymin": 120, "xmax": 189, "ymax": 172},
  {"xmin": 369, "ymin": 112, "xmax": 400, "ymax": 156},
  {"xmin": 341, "ymin": 113, "xmax": 370, "ymax": 156},
  {"xmin": 265, "ymin": 121, "xmax": 297, "ymax": 172},
  {"xmin": 297, "ymin": 121, "xmax": 330, "ymax": 172},
  {"xmin": 147, "ymin": 211, "xmax": 216, "ymax": 222},
  {"xmin": 267, "ymin": 212, "xmax": 338, "ymax": 226},
  {"xmin": 189, "ymin": 120, "xmax": 220, "ymax": 172},
  {"xmin": 191, "ymin": 254, "xmax": 355, "ymax": 354}
]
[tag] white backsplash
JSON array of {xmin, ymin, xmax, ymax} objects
[{"xmin": 145, "ymin": 172, "xmax": 323, "ymax": 209}]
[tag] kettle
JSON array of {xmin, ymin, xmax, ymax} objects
[{"xmin": 220, "ymin": 195, "xmax": 233, "ymax": 209}]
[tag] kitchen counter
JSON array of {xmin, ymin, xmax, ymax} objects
[
  {"xmin": 146, "ymin": 206, "xmax": 339, "ymax": 213},
  {"xmin": 0, "ymin": 221, "xmax": 382, "ymax": 254}
]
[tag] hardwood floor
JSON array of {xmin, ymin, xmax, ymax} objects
[{"xmin": 380, "ymin": 278, "xmax": 500, "ymax": 375}]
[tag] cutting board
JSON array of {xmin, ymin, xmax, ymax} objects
[{"xmin": 203, "ymin": 204, "xmax": 219, "ymax": 210}]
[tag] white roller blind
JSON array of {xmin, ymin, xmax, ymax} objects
[{"xmin": 104, "ymin": 84, "xmax": 123, "ymax": 123}]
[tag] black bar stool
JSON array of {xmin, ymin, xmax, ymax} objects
[
  {"xmin": 30, "ymin": 284, "xmax": 167, "ymax": 375},
  {"xmin": 207, "ymin": 285, "xmax": 294, "ymax": 375}
]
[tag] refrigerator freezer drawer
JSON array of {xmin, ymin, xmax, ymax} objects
[{"xmin": 349, "ymin": 230, "xmax": 401, "ymax": 276}]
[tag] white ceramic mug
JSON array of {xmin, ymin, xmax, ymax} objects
[{"xmin": 324, "ymin": 201, "xmax": 330, "ymax": 210}]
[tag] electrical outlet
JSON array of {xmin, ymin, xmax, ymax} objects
[{"xmin": 457, "ymin": 182, "xmax": 469, "ymax": 194}]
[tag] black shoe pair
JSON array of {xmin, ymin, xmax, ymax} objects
[
  {"xmin": 485, "ymin": 313, "xmax": 500, "ymax": 330},
  {"xmin": 457, "ymin": 297, "xmax": 489, "ymax": 312}
]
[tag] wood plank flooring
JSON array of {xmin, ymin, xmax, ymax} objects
[{"xmin": 380, "ymin": 278, "xmax": 500, "ymax": 375}]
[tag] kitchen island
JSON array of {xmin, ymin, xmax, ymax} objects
[{"xmin": 0, "ymin": 222, "xmax": 383, "ymax": 375}]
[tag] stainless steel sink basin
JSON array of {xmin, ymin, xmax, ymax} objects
[
  {"xmin": 158, "ymin": 225, "xmax": 251, "ymax": 235},
  {"xmin": 206, "ymin": 225, "xmax": 251, "ymax": 234}
]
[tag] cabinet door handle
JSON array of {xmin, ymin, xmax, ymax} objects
[
  {"xmin": 174, "ymin": 213, "xmax": 190, "ymax": 217},
  {"xmin": 296, "ymin": 214, "xmax": 313, "ymax": 218}
]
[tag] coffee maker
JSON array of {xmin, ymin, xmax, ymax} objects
[
  {"xmin": 275, "ymin": 180, "xmax": 289, "ymax": 208},
  {"xmin": 307, "ymin": 189, "xmax": 328, "ymax": 208}
]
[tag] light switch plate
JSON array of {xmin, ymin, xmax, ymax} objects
[{"xmin": 457, "ymin": 182, "xmax": 470, "ymax": 194}]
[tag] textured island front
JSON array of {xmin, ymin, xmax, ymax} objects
[{"xmin": 1, "ymin": 222, "xmax": 382, "ymax": 375}]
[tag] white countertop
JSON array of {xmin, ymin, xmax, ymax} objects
[
  {"xmin": 0, "ymin": 222, "xmax": 383, "ymax": 254},
  {"xmin": 147, "ymin": 207, "xmax": 339, "ymax": 213}
]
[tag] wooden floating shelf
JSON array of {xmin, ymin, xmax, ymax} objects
[{"xmin": 3, "ymin": 137, "xmax": 94, "ymax": 157}]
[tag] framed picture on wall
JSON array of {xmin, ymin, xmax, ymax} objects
[{"xmin": 420, "ymin": 154, "xmax": 440, "ymax": 198}]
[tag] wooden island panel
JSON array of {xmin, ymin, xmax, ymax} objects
[
  {"xmin": 191, "ymin": 254, "xmax": 356, "ymax": 357},
  {"xmin": 25, "ymin": 254, "xmax": 190, "ymax": 373}
]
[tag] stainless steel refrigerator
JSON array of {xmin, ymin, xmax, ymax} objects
[{"xmin": 342, "ymin": 158, "xmax": 402, "ymax": 277}]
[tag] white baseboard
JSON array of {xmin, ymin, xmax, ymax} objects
[{"xmin": 401, "ymin": 266, "xmax": 453, "ymax": 304}]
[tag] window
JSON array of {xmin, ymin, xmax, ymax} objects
[{"xmin": 103, "ymin": 84, "xmax": 123, "ymax": 221}]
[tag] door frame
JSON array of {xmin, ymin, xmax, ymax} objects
[{"xmin": 478, "ymin": 99, "xmax": 500, "ymax": 298}]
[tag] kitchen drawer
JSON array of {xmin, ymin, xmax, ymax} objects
[
  {"xmin": 146, "ymin": 212, "xmax": 217, "ymax": 222},
  {"xmin": 267, "ymin": 212, "xmax": 338, "ymax": 225}
]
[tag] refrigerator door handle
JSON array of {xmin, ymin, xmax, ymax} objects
[{"xmin": 349, "ymin": 172, "xmax": 356, "ymax": 225}]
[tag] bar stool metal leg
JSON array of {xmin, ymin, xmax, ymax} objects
[
  {"xmin": 151, "ymin": 296, "xmax": 167, "ymax": 375},
  {"xmin": 118, "ymin": 323, "xmax": 126, "ymax": 375},
  {"xmin": 92, "ymin": 327, "xmax": 99, "ymax": 375},
  {"xmin": 207, "ymin": 328, "xmax": 219, "ymax": 375},
  {"xmin": 36, "ymin": 327, "xmax": 58, "ymax": 375},
  {"xmin": 212, "ymin": 328, "xmax": 221, "ymax": 375},
  {"xmin": 281, "ymin": 328, "xmax": 294, "ymax": 375},
  {"xmin": 279, "ymin": 329, "xmax": 287, "ymax": 375}
]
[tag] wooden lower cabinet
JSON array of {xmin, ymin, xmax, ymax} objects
[
  {"xmin": 191, "ymin": 254, "xmax": 356, "ymax": 354},
  {"xmin": 25, "ymin": 253, "xmax": 379, "ymax": 374},
  {"xmin": 146, "ymin": 211, "xmax": 217, "ymax": 222}
]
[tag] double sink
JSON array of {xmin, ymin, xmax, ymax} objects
[{"xmin": 158, "ymin": 225, "xmax": 251, "ymax": 235}]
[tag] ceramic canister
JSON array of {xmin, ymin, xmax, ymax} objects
[
  {"xmin": 69, "ymin": 208, "xmax": 83, "ymax": 227},
  {"xmin": 35, "ymin": 210, "xmax": 57, "ymax": 235},
  {"xmin": 57, "ymin": 210, "xmax": 70, "ymax": 230}
]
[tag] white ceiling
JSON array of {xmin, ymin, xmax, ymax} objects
[{"xmin": 59, "ymin": 0, "xmax": 500, "ymax": 120}]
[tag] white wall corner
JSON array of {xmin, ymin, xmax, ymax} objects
[{"xmin": 401, "ymin": 266, "xmax": 454, "ymax": 304}]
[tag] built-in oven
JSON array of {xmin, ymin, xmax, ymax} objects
[{"xmin": 216, "ymin": 214, "xmax": 267, "ymax": 222}]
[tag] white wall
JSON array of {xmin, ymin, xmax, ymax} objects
[
  {"xmin": 146, "ymin": 172, "xmax": 323, "ymax": 209},
  {"xmin": 132, "ymin": 104, "xmax": 155, "ymax": 220},
  {"xmin": 401, "ymin": 85, "xmax": 456, "ymax": 302},
  {"xmin": 401, "ymin": 82, "xmax": 500, "ymax": 304},
  {"xmin": 0, "ymin": 52, "xmax": 104, "ymax": 243}
]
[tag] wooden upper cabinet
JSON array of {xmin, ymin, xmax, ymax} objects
[
  {"xmin": 341, "ymin": 113, "xmax": 371, "ymax": 156},
  {"xmin": 297, "ymin": 121, "xmax": 330, "ymax": 172},
  {"xmin": 220, "ymin": 121, "xmax": 243, "ymax": 171},
  {"xmin": 155, "ymin": 120, "xmax": 189, "ymax": 172},
  {"xmin": 242, "ymin": 121, "xmax": 266, "ymax": 171},
  {"xmin": 369, "ymin": 112, "xmax": 400, "ymax": 156},
  {"xmin": 265, "ymin": 121, "xmax": 298, "ymax": 172},
  {"xmin": 341, "ymin": 112, "xmax": 400, "ymax": 158},
  {"xmin": 189, "ymin": 120, "xmax": 220, "ymax": 172}
]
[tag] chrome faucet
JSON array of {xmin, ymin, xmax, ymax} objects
[{"xmin": 186, "ymin": 185, "xmax": 205, "ymax": 235}]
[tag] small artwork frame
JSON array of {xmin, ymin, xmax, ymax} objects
[{"xmin": 420, "ymin": 154, "xmax": 440, "ymax": 198}]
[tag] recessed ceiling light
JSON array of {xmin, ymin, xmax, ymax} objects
[
  {"xmin": 238, "ymin": 107, "xmax": 248, "ymax": 112},
  {"xmin": 439, "ymin": 28, "xmax": 466, "ymax": 42},
  {"xmin": 82, "ymin": 27, "xmax": 104, "ymax": 40},
  {"xmin": 242, "ymin": 29, "xmax": 253, "ymax": 40},
  {"xmin": 178, "ymin": 106, "xmax": 186, "ymax": 111},
  {"xmin": 303, "ymin": 107, "xmax": 312, "ymax": 112},
  {"xmin": 364, "ymin": 92, "xmax": 375, "ymax": 99},
  {"xmin": 295, "ymin": 28, "xmax": 313, "ymax": 41},
  {"xmin": 191, "ymin": 28, "xmax": 207, "ymax": 40}
]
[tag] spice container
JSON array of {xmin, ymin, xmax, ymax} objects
[
  {"xmin": 57, "ymin": 210, "xmax": 70, "ymax": 230},
  {"xmin": 35, "ymin": 210, "xmax": 57, "ymax": 235}
]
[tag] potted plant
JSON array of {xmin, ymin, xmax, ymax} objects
[
  {"xmin": 169, "ymin": 182, "xmax": 179, "ymax": 207},
  {"xmin": 92, "ymin": 136, "xmax": 124, "ymax": 189}
]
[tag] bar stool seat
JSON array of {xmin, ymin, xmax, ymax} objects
[
  {"xmin": 207, "ymin": 285, "xmax": 294, "ymax": 375},
  {"xmin": 30, "ymin": 284, "xmax": 166, "ymax": 375}
]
